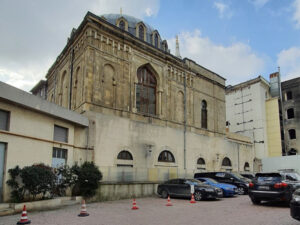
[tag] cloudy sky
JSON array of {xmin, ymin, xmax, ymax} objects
[{"xmin": 1, "ymin": 0, "xmax": 300, "ymax": 91}]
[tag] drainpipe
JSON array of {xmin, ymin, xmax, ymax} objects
[
  {"xmin": 69, "ymin": 48, "xmax": 75, "ymax": 110},
  {"xmin": 183, "ymin": 72, "xmax": 187, "ymax": 170},
  {"xmin": 237, "ymin": 144, "xmax": 240, "ymax": 172},
  {"xmin": 278, "ymin": 67, "xmax": 286, "ymax": 155}
]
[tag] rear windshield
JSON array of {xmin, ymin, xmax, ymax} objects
[{"xmin": 256, "ymin": 173, "xmax": 282, "ymax": 183}]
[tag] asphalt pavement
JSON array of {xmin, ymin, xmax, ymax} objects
[{"xmin": 0, "ymin": 195, "xmax": 298, "ymax": 225}]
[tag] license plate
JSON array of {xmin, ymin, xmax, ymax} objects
[{"xmin": 258, "ymin": 186, "xmax": 270, "ymax": 190}]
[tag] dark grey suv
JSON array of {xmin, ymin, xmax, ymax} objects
[{"xmin": 248, "ymin": 172, "xmax": 300, "ymax": 204}]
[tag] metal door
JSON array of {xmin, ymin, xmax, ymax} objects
[{"xmin": 0, "ymin": 143, "xmax": 6, "ymax": 202}]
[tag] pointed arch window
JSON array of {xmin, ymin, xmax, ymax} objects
[
  {"xmin": 138, "ymin": 25, "xmax": 145, "ymax": 41},
  {"xmin": 158, "ymin": 150, "xmax": 175, "ymax": 163},
  {"xmin": 136, "ymin": 66, "xmax": 156, "ymax": 115},
  {"xmin": 119, "ymin": 20, "xmax": 125, "ymax": 30},
  {"xmin": 197, "ymin": 158, "xmax": 205, "ymax": 165},
  {"xmin": 154, "ymin": 33, "xmax": 159, "ymax": 48},
  {"xmin": 201, "ymin": 100, "xmax": 207, "ymax": 129},
  {"xmin": 222, "ymin": 157, "xmax": 232, "ymax": 167}
]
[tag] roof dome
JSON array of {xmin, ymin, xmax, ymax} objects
[{"xmin": 101, "ymin": 13, "xmax": 168, "ymax": 51}]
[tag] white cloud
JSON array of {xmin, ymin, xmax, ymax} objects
[
  {"xmin": 277, "ymin": 47, "xmax": 300, "ymax": 81},
  {"xmin": 213, "ymin": 2, "xmax": 232, "ymax": 19},
  {"xmin": 0, "ymin": 0, "xmax": 160, "ymax": 91},
  {"xmin": 292, "ymin": 0, "xmax": 300, "ymax": 28},
  {"xmin": 249, "ymin": 0, "xmax": 270, "ymax": 8},
  {"xmin": 168, "ymin": 30, "xmax": 265, "ymax": 85}
]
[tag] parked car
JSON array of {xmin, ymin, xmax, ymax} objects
[
  {"xmin": 248, "ymin": 172, "xmax": 300, "ymax": 205},
  {"xmin": 290, "ymin": 188, "xmax": 300, "ymax": 221},
  {"xmin": 157, "ymin": 178, "xmax": 223, "ymax": 201},
  {"xmin": 240, "ymin": 173, "xmax": 255, "ymax": 181},
  {"xmin": 194, "ymin": 172, "xmax": 250, "ymax": 195},
  {"xmin": 196, "ymin": 177, "xmax": 238, "ymax": 197}
]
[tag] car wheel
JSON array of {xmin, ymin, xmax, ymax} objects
[
  {"xmin": 194, "ymin": 191, "xmax": 202, "ymax": 201},
  {"xmin": 161, "ymin": 190, "xmax": 168, "ymax": 199},
  {"xmin": 237, "ymin": 187, "xmax": 245, "ymax": 195},
  {"xmin": 251, "ymin": 198, "xmax": 261, "ymax": 205}
]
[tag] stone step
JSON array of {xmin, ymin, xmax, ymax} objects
[
  {"xmin": 0, "ymin": 204, "xmax": 10, "ymax": 210},
  {"xmin": 0, "ymin": 208, "xmax": 14, "ymax": 217}
]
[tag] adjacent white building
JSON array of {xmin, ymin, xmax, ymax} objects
[{"xmin": 226, "ymin": 76, "xmax": 282, "ymax": 169}]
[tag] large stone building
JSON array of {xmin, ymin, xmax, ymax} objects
[
  {"xmin": 0, "ymin": 12, "xmax": 254, "ymax": 202},
  {"xmin": 43, "ymin": 12, "xmax": 254, "ymax": 176},
  {"xmin": 282, "ymin": 77, "xmax": 300, "ymax": 155}
]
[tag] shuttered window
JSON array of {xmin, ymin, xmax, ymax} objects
[
  {"xmin": 0, "ymin": 109, "xmax": 9, "ymax": 131},
  {"xmin": 53, "ymin": 125, "xmax": 68, "ymax": 143}
]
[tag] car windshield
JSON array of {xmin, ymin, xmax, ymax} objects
[
  {"xmin": 285, "ymin": 173, "xmax": 300, "ymax": 181},
  {"xmin": 205, "ymin": 178, "xmax": 218, "ymax": 184},
  {"xmin": 231, "ymin": 172, "xmax": 246, "ymax": 179},
  {"xmin": 185, "ymin": 179, "xmax": 203, "ymax": 185}
]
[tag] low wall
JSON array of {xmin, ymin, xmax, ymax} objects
[{"xmin": 92, "ymin": 182, "xmax": 159, "ymax": 202}]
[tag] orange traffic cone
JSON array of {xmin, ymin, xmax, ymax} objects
[
  {"xmin": 166, "ymin": 195, "xmax": 172, "ymax": 206},
  {"xmin": 131, "ymin": 198, "xmax": 139, "ymax": 210},
  {"xmin": 17, "ymin": 205, "xmax": 31, "ymax": 224},
  {"xmin": 78, "ymin": 199, "xmax": 89, "ymax": 217},
  {"xmin": 190, "ymin": 194, "xmax": 196, "ymax": 203}
]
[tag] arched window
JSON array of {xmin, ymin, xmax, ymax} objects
[
  {"xmin": 138, "ymin": 25, "xmax": 144, "ymax": 40},
  {"xmin": 201, "ymin": 100, "xmax": 207, "ymax": 129},
  {"xmin": 136, "ymin": 66, "xmax": 156, "ymax": 115},
  {"xmin": 117, "ymin": 150, "xmax": 133, "ymax": 160},
  {"xmin": 119, "ymin": 20, "xmax": 125, "ymax": 30},
  {"xmin": 244, "ymin": 162, "xmax": 250, "ymax": 171},
  {"xmin": 162, "ymin": 40, "xmax": 168, "ymax": 51},
  {"xmin": 286, "ymin": 91, "xmax": 293, "ymax": 100},
  {"xmin": 154, "ymin": 33, "xmax": 159, "ymax": 48},
  {"xmin": 197, "ymin": 158, "xmax": 205, "ymax": 165},
  {"xmin": 158, "ymin": 150, "xmax": 175, "ymax": 163},
  {"xmin": 222, "ymin": 157, "xmax": 232, "ymax": 167},
  {"xmin": 61, "ymin": 70, "xmax": 68, "ymax": 107},
  {"xmin": 289, "ymin": 129, "xmax": 296, "ymax": 139},
  {"xmin": 288, "ymin": 148, "xmax": 297, "ymax": 155},
  {"xmin": 287, "ymin": 108, "xmax": 295, "ymax": 119}
]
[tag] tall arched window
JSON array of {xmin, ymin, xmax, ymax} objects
[
  {"xmin": 158, "ymin": 150, "xmax": 175, "ymax": 163},
  {"xmin": 61, "ymin": 70, "xmax": 68, "ymax": 107},
  {"xmin": 136, "ymin": 66, "xmax": 156, "ymax": 115},
  {"xmin": 289, "ymin": 129, "xmax": 296, "ymax": 139},
  {"xmin": 117, "ymin": 150, "xmax": 133, "ymax": 160},
  {"xmin": 222, "ymin": 157, "xmax": 232, "ymax": 167},
  {"xmin": 201, "ymin": 100, "xmax": 207, "ymax": 129},
  {"xmin": 154, "ymin": 33, "xmax": 159, "ymax": 48},
  {"xmin": 287, "ymin": 108, "xmax": 295, "ymax": 119},
  {"xmin": 138, "ymin": 25, "xmax": 144, "ymax": 40},
  {"xmin": 197, "ymin": 158, "xmax": 205, "ymax": 165},
  {"xmin": 119, "ymin": 20, "xmax": 125, "ymax": 30}
]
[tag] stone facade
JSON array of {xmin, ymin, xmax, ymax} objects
[{"xmin": 42, "ymin": 12, "xmax": 254, "ymax": 177}]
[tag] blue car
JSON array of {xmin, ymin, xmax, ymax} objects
[{"xmin": 196, "ymin": 177, "xmax": 238, "ymax": 197}]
